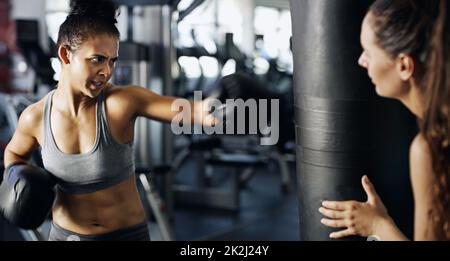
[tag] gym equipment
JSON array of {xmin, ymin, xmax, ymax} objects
[
  {"xmin": 290, "ymin": 0, "xmax": 416, "ymax": 240},
  {"xmin": 175, "ymin": 43, "xmax": 213, "ymax": 97},
  {"xmin": 172, "ymin": 135, "xmax": 289, "ymax": 211},
  {"xmin": 14, "ymin": 19, "xmax": 55, "ymax": 89},
  {"xmin": 135, "ymin": 166, "xmax": 175, "ymax": 241},
  {"xmin": 290, "ymin": 0, "xmax": 371, "ymax": 241},
  {"xmin": 0, "ymin": 0, "xmax": 12, "ymax": 93},
  {"xmin": 177, "ymin": 0, "xmax": 205, "ymax": 22},
  {"xmin": 171, "ymin": 72, "xmax": 292, "ymax": 211}
]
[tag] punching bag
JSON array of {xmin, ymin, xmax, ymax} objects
[
  {"xmin": 290, "ymin": 0, "xmax": 415, "ymax": 240},
  {"xmin": 290, "ymin": 0, "xmax": 373, "ymax": 240}
]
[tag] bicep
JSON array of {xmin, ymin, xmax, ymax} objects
[
  {"xmin": 131, "ymin": 87, "xmax": 184, "ymax": 123},
  {"xmin": 4, "ymin": 107, "xmax": 40, "ymax": 166},
  {"xmin": 409, "ymin": 134, "xmax": 437, "ymax": 240}
]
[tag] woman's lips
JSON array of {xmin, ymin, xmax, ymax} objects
[{"xmin": 91, "ymin": 80, "xmax": 105, "ymax": 89}]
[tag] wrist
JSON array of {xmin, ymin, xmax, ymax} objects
[
  {"xmin": 5, "ymin": 161, "xmax": 27, "ymax": 170},
  {"xmin": 371, "ymin": 215, "xmax": 395, "ymax": 239},
  {"xmin": 2, "ymin": 162, "xmax": 26, "ymax": 183},
  {"xmin": 372, "ymin": 215, "xmax": 392, "ymax": 236}
]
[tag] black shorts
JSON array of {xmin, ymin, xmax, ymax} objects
[{"xmin": 48, "ymin": 221, "xmax": 150, "ymax": 241}]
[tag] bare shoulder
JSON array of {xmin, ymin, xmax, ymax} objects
[
  {"xmin": 102, "ymin": 85, "xmax": 151, "ymax": 119},
  {"xmin": 17, "ymin": 97, "xmax": 46, "ymax": 136},
  {"xmin": 104, "ymin": 85, "xmax": 153, "ymax": 101},
  {"xmin": 409, "ymin": 133, "xmax": 434, "ymax": 192},
  {"xmin": 104, "ymin": 85, "xmax": 158, "ymax": 106},
  {"xmin": 103, "ymin": 85, "xmax": 130, "ymax": 105},
  {"xmin": 410, "ymin": 133, "xmax": 431, "ymax": 161}
]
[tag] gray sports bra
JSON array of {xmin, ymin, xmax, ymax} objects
[{"xmin": 41, "ymin": 90, "xmax": 135, "ymax": 194}]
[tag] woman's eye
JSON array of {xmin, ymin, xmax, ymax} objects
[{"xmin": 91, "ymin": 57, "xmax": 105, "ymax": 64}]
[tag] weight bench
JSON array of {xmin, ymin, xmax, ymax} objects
[{"xmin": 173, "ymin": 151, "xmax": 267, "ymax": 211}]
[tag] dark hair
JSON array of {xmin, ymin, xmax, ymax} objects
[
  {"xmin": 56, "ymin": 0, "xmax": 120, "ymax": 54},
  {"xmin": 422, "ymin": 0, "xmax": 450, "ymax": 240},
  {"xmin": 369, "ymin": 0, "xmax": 440, "ymax": 84},
  {"xmin": 370, "ymin": 0, "xmax": 450, "ymax": 240}
]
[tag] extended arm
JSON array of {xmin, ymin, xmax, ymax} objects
[{"xmin": 126, "ymin": 86, "xmax": 218, "ymax": 126}]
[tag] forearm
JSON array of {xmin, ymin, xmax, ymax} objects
[{"xmin": 374, "ymin": 217, "xmax": 409, "ymax": 241}]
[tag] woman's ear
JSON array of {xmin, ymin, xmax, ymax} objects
[
  {"xmin": 396, "ymin": 53, "xmax": 415, "ymax": 81},
  {"xmin": 58, "ymin": 45, "xmax": 71, "ymax": 65}
]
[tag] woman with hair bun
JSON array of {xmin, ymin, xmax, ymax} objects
[{"xmin": 2, "ymin": 0, "xmax": 217, "ymax": 241}]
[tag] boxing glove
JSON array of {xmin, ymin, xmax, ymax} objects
[{"xmin": 0, "ymin": 162, "xmax": 56, "ymax": 229}]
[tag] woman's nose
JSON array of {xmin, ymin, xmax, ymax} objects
[
  {"xmin": 358, "ymin": 53, "xmax": 367, "ymax": 68},
  {"xmin": 99, "ymin": 63, "xmax": 112, "ymax": 77}
]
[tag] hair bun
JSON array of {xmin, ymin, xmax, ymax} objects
[{"xmin": 69, "ymin": 0, "xmax": 118, "ymax": 23}]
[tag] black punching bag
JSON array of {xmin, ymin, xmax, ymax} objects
[
  {"xmin": 290, "ymin": 0, "xmax": 373, "ymax": 240},
  {"xmin": 290, "ymin": 0, "xmax": 415, "ymax": 240}
]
